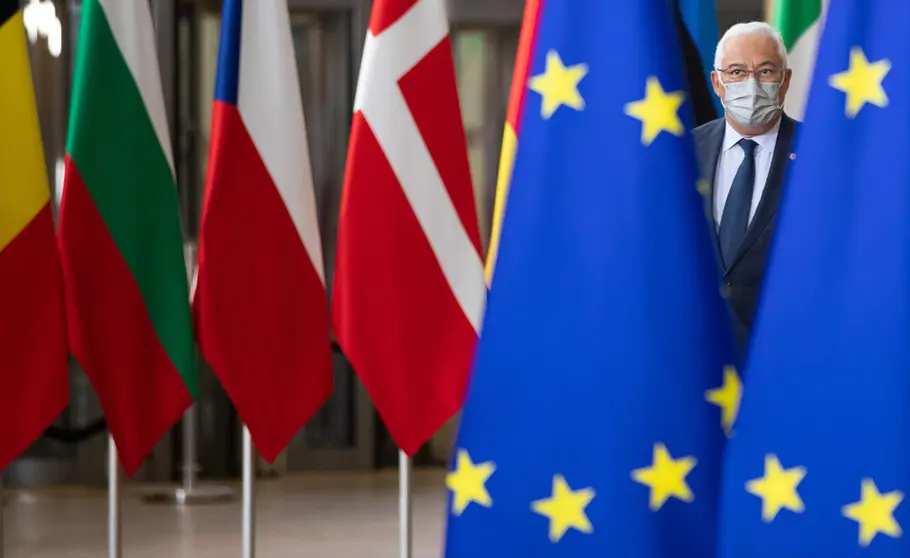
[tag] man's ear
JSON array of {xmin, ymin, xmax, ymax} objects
[
  {"xmin": 780, "ymin": 68, "xmax": 793, "ymax": 97},
  {"xmin": 710, "ymin": 71, "xmax": 725, "ymax": 101}
]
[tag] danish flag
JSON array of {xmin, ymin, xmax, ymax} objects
[{"xmin": 332, "ymin": 0, "xmax": 486, "ymax": 455}]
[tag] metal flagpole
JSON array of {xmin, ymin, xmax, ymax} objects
[
  {"xmin": 398, "ymin": 450, "xmax": 413, "ymax": 558},
  {"xmin": 141, "ymin": 405, "xmax": 235, "ymax": 505},
  {"xmin": 241, "ymin": 426, "xmax": 255, "ymax": 558},
  {"xmin": 143, "ymin": 242, "xmax": 234, "ymax": 506},
  {"xmin": 108, "ymin": 435, "xmax": 122, "ymax": 558}
]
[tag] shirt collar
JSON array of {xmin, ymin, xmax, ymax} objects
[{"xmin": 722, "ymin": 117, "xmax": 782, "ymax": 153}]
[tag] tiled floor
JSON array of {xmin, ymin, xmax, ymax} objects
[{"xmin": 1, "ymin": 469, "xmax": 449, "ymax": 557}]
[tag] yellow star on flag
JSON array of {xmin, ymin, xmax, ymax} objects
[
  {"xmin": 745, "ymin": 454, "xmax": 806, "ymax": 523},
  {"xmin": 445, "ymin": 449, "xmax": 495, "ymax": 516},
  {"xmin": 624, "ymin": 76, "xmax": 686, "ymax": 146},
  {"xmin": 842, "ymin": 478, "xmax": 904, "ymax": 547},
  {"xmin": 631, "ymin": 442, "xmax": 697, "ymax": 511},
  {"xmin": 528, "ymin": 50, "xmax": 588, "ymax": 120},
  {"xmin": 705, "ymin": 365, "xmax": 743, "ymax": 436},
  {"xmin": 828, "ymin": 46, "xmax": 891, "ymax": 118},
  {"xmin": 531, "ymin": 474, "xmax": 595, "ymax": 543}
]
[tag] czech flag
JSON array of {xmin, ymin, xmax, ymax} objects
[{"xmin": 195, "ymin": 0, "xmax": 333, "ymax": 463}]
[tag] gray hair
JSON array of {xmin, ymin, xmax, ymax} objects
[{"xmin": 714, "ymin": 21, "xmax": 789, "ymax": 70}]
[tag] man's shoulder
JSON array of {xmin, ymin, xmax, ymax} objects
[
  {"xmin": 691, "ymin": 118, "xmax": 726, "ymax": 160},
  {"xmin": 780, "ymin": 112, "xmax": 800, "ymax": 134},
  {"xmin": 691, "ymin": 117, "xmax": 726, "ymax": 141}
]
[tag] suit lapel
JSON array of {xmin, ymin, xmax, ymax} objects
[
  {"xmin": 725, "ymin": 114, "xmax": 797, "ymax": 273},
  {"xmin": 696, "ymin": 119, "xmax": 725, "ymax": 272}
]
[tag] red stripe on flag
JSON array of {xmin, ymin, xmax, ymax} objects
[
  {"xmin": 399, "ymin": 36, "xmax": 483, "ymax": 257},
  {"xmin": 506, "ymin": 0, "xmax": 545, "ymax": 135},
  {"xmin": 484, "ymin": 0, "xmax": 545, "ymax": 284},
  {"xmin": 369, "ymin": 0, "xmax": 418, "ymax": 34},
  {"xmin": 195, "ymin": 102, "xmax": 333, "ymax": 463},
  {"xmin": 333, "ymin": 114, "xmax": 478, "ymax": 455},
  {"xmin": 0, "ymin": 205, "xmax": 68, "ymax": 471},
  {"xmin": 59, "ymin": 159, "xmax": 192, "ymax": 476}
]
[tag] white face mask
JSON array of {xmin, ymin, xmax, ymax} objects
[{"xmin": 719, "ymin": 76, "xmax": 783, "ymax": 129}]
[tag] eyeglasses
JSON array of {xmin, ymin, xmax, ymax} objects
[{"xmin": 716, "ymin": 66, "xmax": 784, "ymax": 83}]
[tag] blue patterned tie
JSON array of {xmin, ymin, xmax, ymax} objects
[{"xmin": 719, "ymin": 139, "xmax": 757, "ymax": 267}]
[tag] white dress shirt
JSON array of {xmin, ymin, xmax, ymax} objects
[{"xmin": 713, "ymin": 119, "xmax": 781, "ymax": 226}]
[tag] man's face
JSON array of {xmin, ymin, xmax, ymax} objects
[{"xmin": 711, "ymin": 34, "xmax": 792, "ymax": 105}]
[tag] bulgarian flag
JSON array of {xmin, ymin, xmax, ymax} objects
[
  {"xmin": 485, "ymin": 0, "xmax": 541, "ymax": 284},
  {"xmin": 772, "ymin": 0, "xmax": 827, "ymax": 121},
  {"xmin": 58, "ymin": 0, "xmax": 196, "ymax": 475}
]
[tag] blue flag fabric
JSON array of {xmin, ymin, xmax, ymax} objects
[
  {"xmin": 717, "ymin": 0, "xmax": 910, "ymax": 555},
  {"xmin": 442, "ymin": 1, "xmax": 736, "ymax": 556},
  {"xmin": 677, "ymin": 0, "xmax": 723, "ymax": 120}
]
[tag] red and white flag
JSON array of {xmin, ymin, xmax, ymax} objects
[
  {"xmin": 333, "ymin": 0, "xmax": 486, "ymax": 456},
  {"xmin": 194, "ymin": 0, "xmax": 333, "ymax": 463}
]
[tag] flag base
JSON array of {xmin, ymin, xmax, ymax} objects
[
  {"xmin": 141, "ymin": 405, "xmax": 236, "ymax": 506},
  {"xmin": 141, "ymin": 484, "xmax": 236, "ymax": 505}
]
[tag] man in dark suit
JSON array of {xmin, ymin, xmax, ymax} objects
[{"xmin": 693, "ymin": 21, "xmax": 800, "ymax": 352}]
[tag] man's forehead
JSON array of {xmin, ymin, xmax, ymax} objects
[
  {"xmin": 725, "ymin": 59, "xmax": 779, "ymax": 68},
  {"xmin": 723, "ymin": 35, "xmax": 782, "ymax": 64}
]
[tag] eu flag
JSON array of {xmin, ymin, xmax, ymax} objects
[
  {"xmin": 443, "ymin": 1, "xmax": 736, "ymax": 555},
  {"xmin": 717, "ymin": 0, "xmax": 910, "ymax": 555}
]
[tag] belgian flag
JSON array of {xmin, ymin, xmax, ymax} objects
[
  {"xmin": 675, "ymin": 0, "xmax": 723, "ymax": 126},
  {"xmin": 0, "ymin": 0, "xmax": 68, "ymax": 470}
]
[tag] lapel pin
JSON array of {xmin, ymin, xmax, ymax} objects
[{"xmin": 789, "ymin": 153, "xmax": 797, "ymax": 160}]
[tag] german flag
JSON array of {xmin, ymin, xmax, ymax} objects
[
  {"xmin": 0, "ymin": 0, "xmax": 68, "ymax": 470},
  {"xmin": 485, "ymin": 0, "xmax": 541, "ymax": 285}
]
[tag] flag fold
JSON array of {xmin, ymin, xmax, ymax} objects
[
  {"xmin": 59, "ymin": 0, "xmax": 196, "ymax": 475},
  {"xmin": 719, "ymin": 0, "xmax": 910, "ymax": 555},
  {"xmin": 332, "ymin": 0, "xmax": 485, "ymax": 456},
  {"xmin": 676, "ymin": 0, "xmax": 722, "ymax": 124},
  {"xmin": 444, "ymin": 0, "xmax": 736, "ymax": 555},
  {"xmin": 0, "ymin": 0, "xmax": 68, "ymax": 471},
  {"xmin": 486, "ymin": 0, "xmax": 541, "ymax": 283},
  {"xmin": 772, "ymin": 0, "xmax": 825, "ymax": 121},
  {"xmin": 195, "ymin": 0, "xmax": 333, "ymax": 463}
]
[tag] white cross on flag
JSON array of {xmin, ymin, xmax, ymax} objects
[{"xmin": 332, "ymin": 0, "xmax": 486, "ymax": 456}]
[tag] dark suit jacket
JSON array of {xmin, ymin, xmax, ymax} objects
[{"xmin": 693, "ymin": 114, "xmax": 799, "ymax": 352}]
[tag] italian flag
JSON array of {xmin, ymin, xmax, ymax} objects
[
  {"xmin": 58, "ymin": 0, "xmax": 196, "ymax": 475},
  {"xmin": 772, "ymin": 0, "xmax": 827, "ymax": 121}
]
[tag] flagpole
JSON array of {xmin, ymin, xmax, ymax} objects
[
  {"xmin": 108, "ymin": 435, "xmax": 122, "ymax": 558},
  {"xmin": 141, "ymin": 405, "xmax": 235, "ymax": 505},
  {"xmin": 242, "ymin": 425, "xmax": 255, "ymax": 558},
  {"xmin": 143, "ymin": 242, "xmax": 234, "ymax": 506},
  {"xmin": 398, "ymin": 450, "xmax": 413, "ymax": 558}
]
